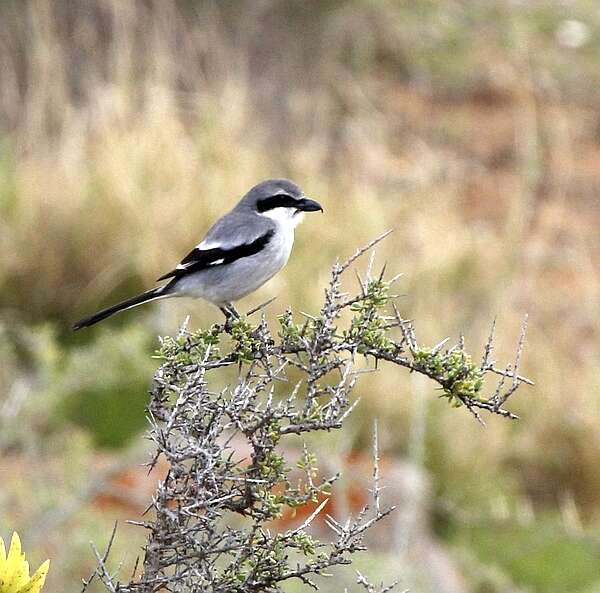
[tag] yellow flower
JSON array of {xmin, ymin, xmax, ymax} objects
[{"xmin": 0, "ymin": 532, "xmax": 49, "ymax": 593}]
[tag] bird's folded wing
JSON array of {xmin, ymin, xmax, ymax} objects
[{"xmin": 157, "ymin": 214, "xmax": 275, "ymax": 281}]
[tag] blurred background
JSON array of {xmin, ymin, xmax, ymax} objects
[{"xmin": 1, "ymin": 1, "xmax": 600, "ymax": 591}]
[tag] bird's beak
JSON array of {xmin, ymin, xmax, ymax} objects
[{"xmin": 297, "ymin": 197, "xmax": 323, "ymax": 212}]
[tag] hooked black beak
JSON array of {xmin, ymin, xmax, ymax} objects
[{"xmin": 297, "ymin": 197, "xmax": 323, "ymax": 212}]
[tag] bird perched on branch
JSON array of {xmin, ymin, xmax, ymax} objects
[{"xmin": 73, "ymin": 179, "xmax": 323, "ymax": 330}]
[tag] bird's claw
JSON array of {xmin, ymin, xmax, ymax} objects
[{"xmin": 220, "ymin": 303, "xmax": 240, "ymax": 333}]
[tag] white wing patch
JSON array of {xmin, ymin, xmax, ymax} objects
[
  {"xmin": 176, "ymin": 251, "xmax": 224, "ymax": 271},
  {"xmin": 196, "ymin": 240, "xmax": 222, "ymax": 250}
]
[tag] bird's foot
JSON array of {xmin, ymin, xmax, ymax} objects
[{"xmin": 220, "ymin": 303, "xmax": 240, "ymax": 332}]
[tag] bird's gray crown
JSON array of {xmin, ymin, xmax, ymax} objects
[
  {"xmin": 237, "ymin": 178, "xmax": 323, "ymax": 214},
  {"xmin": 238, "ymin": 178, "xmax": 304, "ymax": 210}
]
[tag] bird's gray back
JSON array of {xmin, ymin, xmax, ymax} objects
[{"xmin": 203, "ymin": 208, "xmax": 275, "ymax": 249}]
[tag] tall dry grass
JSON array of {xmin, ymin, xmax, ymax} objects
[
  {"xmin": 2, "ymin": 1, "xmax": 600, "ymax": 589},
  {"xmin": 2, "ymin": 0, "xmax": 600, "ymax": 502}
]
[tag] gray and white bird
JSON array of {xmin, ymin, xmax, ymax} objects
[{"xmin": 73, "ymin": 179, "xmax": 322, "ymax": 330}]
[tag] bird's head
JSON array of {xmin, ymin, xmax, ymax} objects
[{"xmin": 241, "ymin": 179, "xmax": 323, "ymax": 227}]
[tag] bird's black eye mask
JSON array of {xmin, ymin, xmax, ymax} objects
[{"xmin": 256, "ymin": 194, "xmax": 299, "ymax": 212}]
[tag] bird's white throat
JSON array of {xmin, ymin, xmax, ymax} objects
[{"xmin": 259, "ymin": 207, "xmax": 305, "ymax": 228}]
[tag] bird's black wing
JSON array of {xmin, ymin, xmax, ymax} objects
[{"xmin": 157, "ymin": 229, "xmax": 275, "ymax": 281}]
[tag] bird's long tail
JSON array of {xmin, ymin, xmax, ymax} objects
[{"xmin": 73, "ymin": 286, "xmax": 169, "ymax": 330}]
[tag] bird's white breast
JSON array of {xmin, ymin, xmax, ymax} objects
[{"xmin": 259, "ymin": 207, "xmax": 303, "ymax": 266}]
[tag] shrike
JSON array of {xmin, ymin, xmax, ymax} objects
[{"xmin": 73, "ymin": 179, "xmax": 322, "ymax": 330}]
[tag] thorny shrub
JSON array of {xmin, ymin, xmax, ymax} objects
[{"xmin": 84, "ymin": 232, "xmax": 531, "ymax": 593}]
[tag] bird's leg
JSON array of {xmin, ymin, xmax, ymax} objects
[
  {"xmin": 227, "ymin": 303, "xmax": 241, "ymax": 319},
  {"xmin": 221, "ymin": 302, "xmax": 240, "ymax": 319},
  {"xmin": 220, "ymin": 302, "xmax": 240, "ymax": 332}
]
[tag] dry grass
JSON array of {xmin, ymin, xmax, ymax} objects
[{"xmin": 2, "ymin": 1, "xmax": 600, "ymax": 591}]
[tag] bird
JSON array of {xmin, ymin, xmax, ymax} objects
[{"xmin": 73, "ymin": 179, "xmax": 323, "ymax": 330}]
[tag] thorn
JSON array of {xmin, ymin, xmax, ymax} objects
[
  {"xmin": 247, "ymin": 296, "xmax": 278, "ymax": 316},
  {"xmin": 431, "ymin": 337, "xmax": 450, "ymax": 354},
  {"xmin": 354, "ymin": 269, "xmax": 367, "ymax": 296}
]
